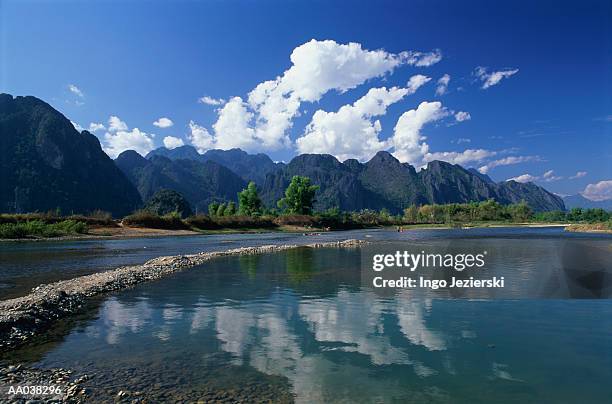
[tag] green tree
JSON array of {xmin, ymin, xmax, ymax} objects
[
  {"xmin": 379, "ymin": 208, "xmax": 392, "ymax": 223},
  {"xmin": 534, "ymin": 210, "xmax": 566, "ymax": 222},
  {"xmin": 208, "ymin": 202, "xmax": 220, "ymax": 216},
  {"xmin": 216, "ymin": 202, "xmax": 227, "ymax": 217},
  {"xmin": 567, "ymin": 207, "xmax": 584, "ymax": 221},
  {"xmin": 403, "ymin": 205, "xmax": 418, "ymax": 223},
  {"xmin": 582, "ymin": 208, "xmax": 609, "ymax": 223},
  {"xmin": 238, "ymin": 181, "xmax": 262, "ymax": 216},
  {"xmin": 225, "ymin": 201, "xmax": 236, "ymax": 216},
  {"xmin": 508, "ymin": 201, "xmax": 533, "ymax": 222},
  {"xmin": 277, "ymin": 176, "xmax": 319, "ymax": 215},
  {"xmin": 144, "ymin": 189, "xmax": 193, "ymax": 218},
  {"xmin": 417, "ymin": 205, "xmax": 435, "ymax": 223},
  {"xmin": 477, "ymin": 199, "xmax": 504, "ymax": 221}
]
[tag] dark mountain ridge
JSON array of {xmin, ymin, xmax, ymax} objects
[
  {"xmin": 563, "ymin": 194, "xmax": 612, "ymax": 210},
  {"xmin": 261, "ymin": 152, "xmax": 565, "ymax": 212},
  {"xmin": 0, "ymin": 94, "xmax": 565, "ymax": 215},
  {"xmin": 146, "ymin": 145, "xmax": 279, "ymax": 185},
  {"xmin": 0, "ymin": 93, "xmax": 141, "ymax": 216},
  {"xmin": 115, "ymin": 151, "xmax": 247, "ymax": 213}
]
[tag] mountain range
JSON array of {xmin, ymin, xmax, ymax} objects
[
  {"xmin": 259, "ymin": 151, "xmax": 565, "ymax": 213},
  {"xmin": 115, "ymin": 151, "xmax": 247, "ymax": 213},
  {"xmin": 0, "ymin": 94, "xmax": 141, "ymax": 216},
  {"xmin": 146, "ymin": 146, "xmax": 280, "ymax": 186},
  {"xmin": 562, "ymin": 194, "xmax": 612, "ymax": 210},
  {"xmin": 143, "ymin": 145, "xmax": 564, "ymax": 212},
  {"xmin": 1, "ymin": 93, "xmax": 568, "ymax": 216}
]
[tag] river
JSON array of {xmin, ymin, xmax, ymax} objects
[{"xmin": 1, "ymin": 227, "xmax": 611, "ymax": 402}]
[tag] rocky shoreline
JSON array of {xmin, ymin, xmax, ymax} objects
[
  {"xmin": 0, "ymin": 365, "xmax": 89, "ymax": 403},
  {"xmin": 0, "ymin": 239, "xmax": 366, "ymax": 351}
]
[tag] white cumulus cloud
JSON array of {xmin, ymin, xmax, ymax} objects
[
  {"xmin": 108, "ymin": 116, "xmax": 128, "ymax": 132},
  {"xmin": 454, "ymin": 111, "xmax": 471, "ymax": 122},
  {"xmin": 390, "ymin": 101, "xmax": 448, "ymax": 166},
  {"xmin": 202, "ymin": 39, "xmax": 441, "ymax": 152},
  {"xmin": 163, "ymin": 136, "xmax": 184, "ymax": 149},
  {"xmin": 199, "ymin": 96, "xmax": 226, "ymax": 106},
  {"xmin": 475, "ymin": 67, "xmax": 519, "ymax": 89},
  {"xmin": 542, "ymin": 170, "xmax": 563, "ymax": 182},
  {"xmin": 406, "ymin": 74, "xmax": 431, "ymax": 93},
  {"xmin": 296, "ymin": 86, "xmax": 410, "ymax": 161},
  {"xmin": 435, "ymin": 74, "xmax": 450, "ymax": 96},
  {"xmin": 506, "ymin": 169, "xmax": 563, "ymax": 184},
  {"xmin": 104, "ymin": 128, "xmax": 154, "ymax": 158},
  {"xmin": 188, "ymin": 120, "xmax": 214, "ymax": 153},
  {"xmin": 102, "ymin": 116, "xmax": 155, "ymax": 158},
  {"xmin": 212, "ymin": 97, "xmax": 258, "ymax": 150},
  {"xmin": 582, "ymin": 180, "xmax": 612, "ymax": 201},
  {"xmin": 405, "ymin": 49, "xmax": 443, "ymax": 67},
  {"xmin": 507, "ymin": 173, "xmax": 538, "ymax": 183},
  {"xmin": 88, "ymin": 122, "xmax": 106, "ymax": 132},
  {"xmin": 68, "ymin": 84, "xmax": 84, "ymax": 98},
  {"xmin": 478, "ymin": 155, "xmax": 541, "ymax": 174},
  {"xmin": 153, "ymin": 117, "xmax": 174, "ymax": 128},
  {"xmin": 569, "ymin": 171, "xmax": 587, "ymax": 179},
  {"xmin": 386, "ymin": 101, "xmax": 499, "ymax": 168},
  {"xmin": 424, "ymin": 149, "xmax": 495, "ymax": 166}
]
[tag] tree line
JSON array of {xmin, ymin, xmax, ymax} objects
[
  {"xmin": 4, "ymin": 175, "xmax": 610, "ymax": 237},
  {"xmin": 208, "ymin": 176, "xmax": 319, "ymax": 218},
  {"xmin": 150, "ymin": 175, "xmax": 611, "ymax": 226}
]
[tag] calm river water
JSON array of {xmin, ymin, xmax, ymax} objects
[{"xmin": 1, "ymin": 227, "xmax": 611, "ymax": 403}]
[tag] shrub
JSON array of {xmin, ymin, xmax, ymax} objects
[
  {"xmin": 122, "ymin": 210, "xmax": 188, "ymax": 230},
  {"xmin": 351, "ymin": 209, "xmax": 390, "ymax": 226},
  {"xmin": 185, "ymin": 214, "xmax": 221, "ymax": 230},
  {"xmin": 317, "ymin": 209, "xmax": 361, "ymax": 230},
  {"xmin": 273, "ymin": 214, "xmax": 320, "ymax": 227},
  {"xmin": 144, "ymin": 189, "xmax": 193, "ymax": 218},
  {"xmin": 214, "ymin": 215, "xmax": 277, "ymax": 229},
  {"xmin": 0, "ymin": 211, "xmax": 115, "ymax": 226},
  {"xmin": 0, "ymin": 220, "xmax": 88, "ymax": 239},
  {"xmin": 186, "ymin": 214, "xmax": 277, "ymax": 230},
  {"xmin": 66, "ymin": 213, "xmax": 115, "ymax": 226}
]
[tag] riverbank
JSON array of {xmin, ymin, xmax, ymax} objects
[
  {"xmin": 0, "ymin": 224, "xmax": 340, "ymax": 242},
  {"xmin": 0, "ymin": 239, "xmax": 366, "ymax": 351},
  {"xmin": 0, "ymin": 364, "xmax": 89, "ymax": 402},
  {"xmin": 0, "ymin": 221, "xmax": 577, "ymax": 242},
  {"xmin": 565, "ymin": 222, "xmax": 612, "ymax": 233}
]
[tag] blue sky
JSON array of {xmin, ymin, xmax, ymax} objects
[{"xmin": 1, "ymin": 0, "xmax": 611, "ymax": 198}]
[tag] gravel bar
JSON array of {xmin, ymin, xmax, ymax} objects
[{"xmin": 0, "ymin": 239, "xmax": 366, "ymax": 351}]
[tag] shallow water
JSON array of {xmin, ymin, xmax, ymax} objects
[
  {"xmin": 3, "ymin": 228, "xmax": 612, "ymax": 403},
  {"xmin": 0, "ymin": 226, "xmax": 607, "ymax": 300}
]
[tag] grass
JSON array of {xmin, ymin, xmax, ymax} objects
[
  {"xmin": 0, "ymin": 210, "xmax": 115, "ymax": 227},
  {"xmin": 186, "ymin": 215, "xmax": 278, "ymax": 230},
  {"xmin": 1, "ymin": 208, "xmax": 603, "ymax": 240},
  {"xmin": 565, "ymin": 221, "xmax": 612, "ymax": 233},
  {"xmin": 122, "ymin": 210, "xmax": 189, "ymax": 230},
  {"xmin": 0, "ymin": 220, "xmax": 88, "ymax": 239}
]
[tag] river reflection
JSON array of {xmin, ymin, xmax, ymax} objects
[
  {"xmin": 15, "ymin": 242, "xmax": 612, "ymax": 403},
  {"xmin": 2, "ymin": 226, "xmax": 609, "ymax": 300}
]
